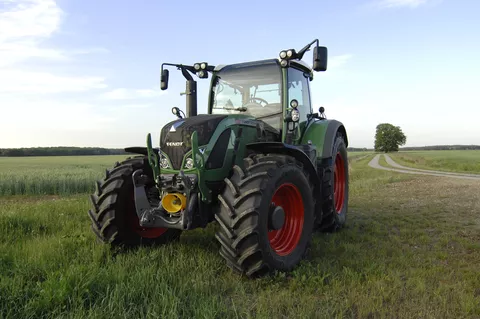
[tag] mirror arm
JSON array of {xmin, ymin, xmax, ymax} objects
[
  {"xmin": 162, "ymin": 62, "xmax": 215, "ymax": 82},
  {"xmin": 181, "ymin": 67, "xmax": 194, "ymax": 81},
  {"xmin": 297, "ymin": 39, "xmax": 319, "ymax": 60}
]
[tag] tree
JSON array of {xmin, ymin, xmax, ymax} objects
[{"xmin": 374, "ymin": 123, "xmax": 407, "ymax": 152}]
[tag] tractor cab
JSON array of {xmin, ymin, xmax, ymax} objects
[
  {"xmin": 208, "ymin": 58, "xmax": 314, "ymax": 141},
  {"xmin": 209, "ymin": 60, "xmax": 284, "ymax": 132}
]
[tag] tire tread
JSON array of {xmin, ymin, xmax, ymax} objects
[
  {"xmin": 88, "ymin": 156, "xmax": 181, "ymax": 247},
  {"xmin": 214, "ymin": 153, "xmax": 315, "ymax": 277}
]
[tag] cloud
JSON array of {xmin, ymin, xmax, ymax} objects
[
  {"xmin": 0, "ymin": 69, "xmax": 107, "ymax": 94},
  {"xmin": 101, "ymin": 88, "xmax": 164, "ymax": 100},
  {"xmin": 0, "ymin": 0, "xmax": 116, "ymax": 146},
  {"xmin": 329, "ymin": 54, "xmax": 353, "ymax": 69},
  {"xmin": 120, "ymin": 104, "xmax": 153, "ymax": 109},
  {"xmin": 0, "ymin": 0, "xmax": 62, "ymax": 39},
  {"xmin": 0, "ymin": 96, "xmax": 117, "ymax": 132},
  {"xmin": 70, "ymin": 47, "xmax": 110, "ymax": 55},
  {"xmin": 0, "ymin": 42, "xmax": 68, "ymax": 67},
  {"xmin": 375, "ymin": 0, "xmax": 437, "ymax": 8},
  {"xmin": 0, "ymin": 0, "xmax": 64, "ymax": 66},
  {"xmin": 0, "ymin": 0, "xmax": 109, "ymax": 94}
]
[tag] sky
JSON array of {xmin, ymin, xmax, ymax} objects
[{"xmin": 0, "ymin": 0, "xmax": 479, "ymax": 149}]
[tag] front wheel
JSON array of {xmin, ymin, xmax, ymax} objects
[
  {"xmin": 214, "ymin": 154, "xmax": 315, "ymax": 277},
  {"xmin": 87, "ymin": 156, "xmax": 181, "ymax": 247}
]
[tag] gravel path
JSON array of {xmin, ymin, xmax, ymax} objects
[{"xmin": 368, "ymin": 154, "xmax": 480, "ymax": 181}]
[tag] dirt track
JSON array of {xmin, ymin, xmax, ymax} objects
[{"xmin": 368, "ymin": 154, "xmax": 480, "ymax": 181}]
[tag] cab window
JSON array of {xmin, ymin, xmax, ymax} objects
[{"xmin": 287, "ymin": 67, "xmax": 311, "ymax": 122}]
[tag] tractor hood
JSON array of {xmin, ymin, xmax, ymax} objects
[{"xmin": 160, "ymin": 114, "xmax": 228, "ymax": 169}]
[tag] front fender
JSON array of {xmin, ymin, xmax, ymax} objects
[
  {"xmin": 245, "ymin": 142, "xmax": 319, "ymax": 190},
  {"xmin": 246, "ymin": 141, "xmax": 322, "ymax": 223},
  {"xmin": 124, "ymin": 146, "xmax": 158, "ymax": 156}
]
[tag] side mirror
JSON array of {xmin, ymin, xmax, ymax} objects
[
  {"xmin": 313, "ymin": 46, "xmax": 328, "ymax": 72},
  {"xmin": 160, "ymin": 69, "xmax": 169, "ymax": 90}
]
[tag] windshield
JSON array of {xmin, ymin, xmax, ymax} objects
[{"xmin": 211, "ymin": 62, "xmax": 283, "ymax": 129}]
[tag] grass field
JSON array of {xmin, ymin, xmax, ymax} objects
[
  {"xmin": 0, "ymin": 155, "xmax": 127, "ymax": 196},
  {"xmin": 1, "ymin": 153, "xmax": 479, "ymax": 318},
  {"xmin": 389, "ymin": 150, "xmax": 480, "ymax": 174}
]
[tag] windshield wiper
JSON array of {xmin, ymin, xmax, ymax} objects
[{"xmin": 212, "ymin": 106, "xmax": 247, "ymax": 112}]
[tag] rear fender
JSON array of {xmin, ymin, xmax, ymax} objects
[
  {"xmin": 301, "ymin": 119, "xmax": 348, "ymax": 160},
  {"xmin": 321, "ymin": 120, "xmax": 348, "ymax": 159}
]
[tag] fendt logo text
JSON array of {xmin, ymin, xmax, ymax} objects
[{"xmin": 166, "ymin": 141, "xmax": 183, "ymax": 147}]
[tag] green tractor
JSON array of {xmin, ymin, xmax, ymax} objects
[{"xmin": 88, "ymin": 39, "xmax": 349, "ymax": 277}]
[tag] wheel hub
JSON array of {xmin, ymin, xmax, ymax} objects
[
  {"xmin": 334, "ymin": 152, "xmax": 346, "ymax": 214},
  {"xmin": 269, "ymin": 205, "xmax": 285, "ymax": 231},
  {"xmin": 268, "ymin": 183, "xmax": 305, "ymax": 256}
]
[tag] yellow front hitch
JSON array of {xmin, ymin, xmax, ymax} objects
[{"xmin": 161, "ymin": 193, "xmax": 187, "ymax": 213}]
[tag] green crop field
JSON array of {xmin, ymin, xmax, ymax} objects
[
  {"xmin": 1, "ymin": 152, "xmax": 479, "ymax": 318},
  {"xmin": 389, "ymin": 150, "xmax": 480, "ymax": 174},
  {"xmin": 0, "ymin": 156, "xmax": 127, "ymax": 196}
]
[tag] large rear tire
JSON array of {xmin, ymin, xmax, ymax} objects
[
  {"xmin": 319, "ymin": 132, "xmax": 349, "ymax": 232},
  {"xmin": 87, "ymin": 156, "xmax": 181, "ymax": 247},
  {"xmin": 215, "ymin": 154, "xmax": 315, "ymax": 277}
]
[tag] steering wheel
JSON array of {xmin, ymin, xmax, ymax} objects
[{"xmin": 248, "ymin": 97, "xmax": 269, "ymax": 107}]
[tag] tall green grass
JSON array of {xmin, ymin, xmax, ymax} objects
[{"xmin": 0, "ymin": 156, "xmax": 127, "ymax": 195}]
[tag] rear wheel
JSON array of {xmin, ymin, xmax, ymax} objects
[
  {"xmin": 87, "ymin": 156, "xmax": 181, "ymax": 247},
  {"xmin": 215, "ymin": 154, "xmax": 315, "ymax": 277},
  {"xmin": 319, "ymin": 132, "xmax": 349, "ymax": 232}
]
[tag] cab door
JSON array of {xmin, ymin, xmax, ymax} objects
[{"xmin": 287, "ymin": 66, "xmax": 313, "ymax": 125}]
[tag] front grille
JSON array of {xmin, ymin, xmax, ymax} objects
[
  {"xmin": 164, "ymin": 146, "xmax": 185, "ymax": 170},
  {"xmin": 160, "ymin": 114, "xmax": 228, "ymax": 169}
]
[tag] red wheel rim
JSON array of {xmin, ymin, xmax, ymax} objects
[
  {"xmin": 128, "ymin": 193, "xmax": 167, "ymax": 238},
  {"xmin": 268, "ymin": 183, "xmax": 304, "ymax": 256},
  {"xmin": 334, "ymin": 152, "xmax": 346, "ymax": 214}
]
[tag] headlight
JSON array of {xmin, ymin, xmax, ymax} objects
[
  {"xmin": 184, "ymin": 157, "xmax": 194, "ymax": 169},
  {"xmin": 279, "ymin": 51, "xmax": 287, "ymax": 59},
  {"xmin": 200, "ymin": 63, "xmax": 206, "ymax": 69},
  {"xmin": 287, "ymin": 50, "xmax": 293, "ymax": 57},
  {"xmin": 160, "ymin": 157, "xmax": 170, "ymax": 169},
  {"xmin": 291, "ymin": 109, "xmax": 300, "ymax": 122},
  {"xmin": 290, "ymin": 99, "xmax": 298, "ymax": 109},
  {"xmin": 194, "ymin": 63, "xmax": 200, "ymax": 70},
  {"xmin": 171, "ymin": 107, "xmax": 179, "ymax": 116}
]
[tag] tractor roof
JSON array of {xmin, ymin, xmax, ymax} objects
[{"xmin": 214, "ymin": 58, "xmax": 312, "ymax": 74}]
